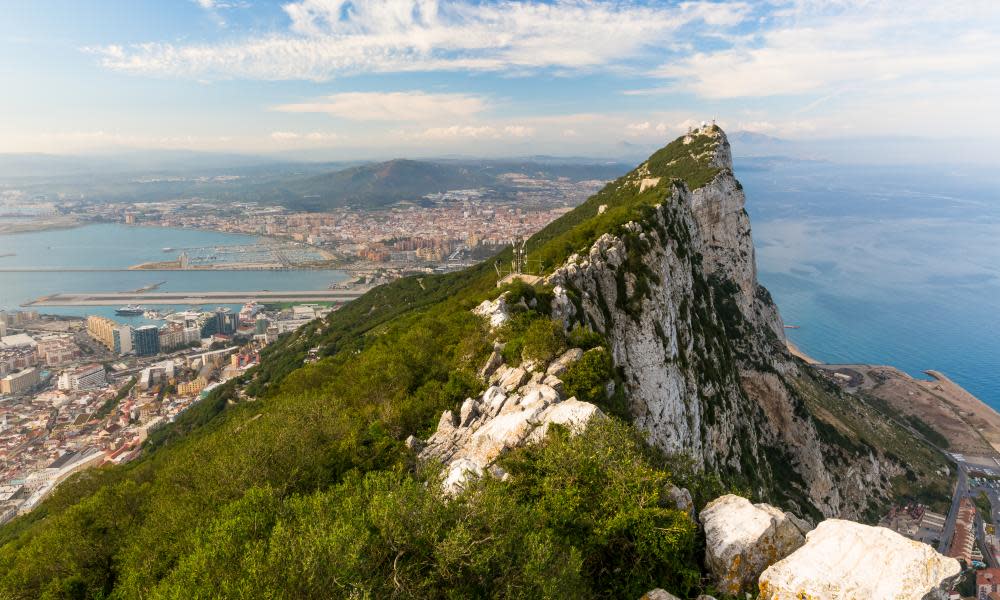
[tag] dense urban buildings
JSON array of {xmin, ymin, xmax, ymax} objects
[{"xmin": 0, "ymin": 302, "xmax": 333, "ymax": 522}]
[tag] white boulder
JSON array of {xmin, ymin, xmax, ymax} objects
[
  {"xmin": 758, "ymin": 519, "xmax": 961, "ymax": 600},
  {"xmin": 546, "ymin": 347, "xmax": 584, "ymax": 377},
  {"xmin": 473, "ymin": 294, "xmax": 511, "ymax": 330},
  {"xmin": 639, "ymin": 590, "xmax": 680, "ymax": 600},
  {"xmin": 442, "ymin": 458, "xmax": 483, "ymax": 496},
  {"xmin": 700, "ymin": 494, "xmax": 811, "ymax": 596},
  {"xmin": 667, "ymin": 485, "xmax": 694, "ymax": 515}
]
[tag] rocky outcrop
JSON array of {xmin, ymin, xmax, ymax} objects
[
  {"xmin": 700, "ymin": 494, "xmax": 812, "ymax": 596},
  {"xmin": 543, "ymin": 125, "xmax": 902, "ymax": 518},
  {"xmin": 638, "ymin": 589, "xmax": 680, "ymax": 600},
  {"xmin": 419, "ymin": 346, "xmax": 603, "ymax": 495},
  {"xmin": 758, "ymin": 519, "xmax": 961, "ymax": 600},
  {"xmin": 473, "ymin": 294, "xmax": 511, "ymax": 330}
]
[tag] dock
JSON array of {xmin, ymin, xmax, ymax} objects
[{"xmin": 25, "ymin": 289, "xmax": 368, "ymax": 307}]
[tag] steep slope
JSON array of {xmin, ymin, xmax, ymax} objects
[
  {"xmin": 534, "ymin": 126, "xmax": 911, "ymax": 518},
  {"xmin": 0, "ymin": 127, "xmax": 949, "ymax": 598}
]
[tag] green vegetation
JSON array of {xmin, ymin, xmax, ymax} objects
[
  {"xmin": 0, "ymin": 150, "xmax": 718, "ymax": 594},
  {"xmin": 975, "ymin": 491, "xmax": 994, "ymax": 524},
  {"xmin": 796, "ymin": 378, "xmax": 952, "ymax": 516},
  {"xmin": 904, "ymin": 414, "xmax": 951, "ymax": 449},
  {"xmin": 269, "ymin": 159, "xmax": 495, "ymax": 211},
  {"xmin": 136, "ymin": 420, "xmax": 699, "ymax": 599},
  {"xmin": 0, "ymin": 128, "xmax": 947, "ymax": 597}
]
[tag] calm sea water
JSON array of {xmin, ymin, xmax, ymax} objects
[
  {"xmin": 738, "ymin": 158, "xmax": 1000, "ymax": 409},
  {"xmin": 0, "ymin": 223, "xmax": 347, "ymax": 323}
]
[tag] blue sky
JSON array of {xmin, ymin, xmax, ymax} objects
[{"xmin": 2, "ymin": 0, "xmax": 999, "ymax": 158}]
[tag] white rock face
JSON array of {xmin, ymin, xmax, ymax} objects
[
  {"xmin": 700, "ymin": 494, "xmax": 812, "ymax": 596},
  {"xmin": 542, "ymin": 126, "xmax": 900, "ymax": 518},
  {"xmin": 420, "ymin": 341, "xmax": 603, "ymax": 494},
  {"xmin": 759, "ymin": 519, "xmax": 961, "ymax": 600}
]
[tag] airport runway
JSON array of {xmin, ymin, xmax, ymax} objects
[{"xmin": 25, "ymin": 289, "xmax": 367, "ymax": 306}]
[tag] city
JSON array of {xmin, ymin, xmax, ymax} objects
[
  {"xmin": 0, "ymin": 301, "xmax": 331, "ymax": 523},
  {"xmin": 6, "ymin": 173, "xmax": 606, "ymax": 274}
]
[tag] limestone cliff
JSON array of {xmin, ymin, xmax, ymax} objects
[{"xmin": 540, "ymin": 125, "xmax": 908, "ymax": 519}]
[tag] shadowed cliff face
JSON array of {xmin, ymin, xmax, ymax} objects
[{"xmin": 544, "ymin": 126, "xmax": 904, "ymax": 519}]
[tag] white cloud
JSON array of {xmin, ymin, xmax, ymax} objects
[
  {"xmin": 271, "ymin": 130, "xmax": 341, "ymax": 144},
  {"xmin": 90, "ymin": 0, "xmax": 750, "ymax": 80},
  {"xmin": 274, "ymin": 91, "xmax": 487, "ymax": 121},
  {"xmin": 656, "ymin": 1, "xmax": 1000, "ymax": 99},
  {"xmin": 410, "ymin": 123, "xmax": 535, "ymax": 140}
]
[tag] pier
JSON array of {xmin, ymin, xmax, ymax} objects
[{"xmin": 25, "ymin": 289, "xmax": 368, "ymax": 307}]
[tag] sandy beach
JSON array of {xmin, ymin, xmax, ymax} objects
[{"xmin": 786, "ymin": 338, "xmax": 821, "ymax": 365}]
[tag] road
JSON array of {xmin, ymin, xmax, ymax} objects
[
  {"xmin": 938, "ymin": 456, "xmax": 1000, "ymax": 567},
  {"xmin": 939, "ymin": 463, "xmax": 968, "ymax": 554}
]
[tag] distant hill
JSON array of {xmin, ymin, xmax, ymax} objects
[
  {"xmin": 267, "ymin": 158, "xmax": 629, "ymax": 211},
  {"xmin": 270, "ymin": 159, "xmax": 493, "ymax": 211}
]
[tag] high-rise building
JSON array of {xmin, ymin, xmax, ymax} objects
[
  {"xmin": 159, "ymin": 325, "xmax": 185, "ymax": 352},
  {"xmin": 0, "ymin": 320, "xmax": 6, "ymax": 337},
  {"xmin": 214, "ymin": 308, "xmax": 238, "ymax": 335},
  {"xmin": 254, "ymin": 316, "xmax": 270, "ymax": 334},
  {"xmin": 113, "ymin": 326, "xmax": 133, "ymax": 354},
  {"xmin": 0, "ymin": 368, "xmax": 40, "ymax": 395},
  {"xmin": 87, "ymin": 316, "xmax": 133, "ymax": 355},
  {"xmin": 132, "ymin": 326, "xmax": 161, "ymax": 357}
]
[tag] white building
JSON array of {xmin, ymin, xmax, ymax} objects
[{"xmin": 57, "ymin": 364, "xmax": 107, "ymax": 391}]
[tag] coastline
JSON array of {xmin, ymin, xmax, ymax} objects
[
  {"xmin": 786, "ymin": 338, "xmax": 821, "ymax": 365},
  {"xmin": 0, "ymin": 216, "xmax": 82, "ymax": 236},
  {"xmin": 786, "ymin": 329, "xmax": 1000, "ymax": 456}
]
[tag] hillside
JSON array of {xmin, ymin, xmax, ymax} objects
[
  {"xmin": 0, "ymin": 127, "xmax": 950, "ymax": 598},
  {"xmin": 264, "ymin": 158, "xmax": 629, "ymax": 211},
  {"xmin": 269, "ymin": 159, "xmax": 493, "ymax": 210}
]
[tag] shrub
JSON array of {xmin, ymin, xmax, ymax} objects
[
  {"xmin": 567, "ymin": 325, "xmax": 605, "ymax": 351},
  {"xmin": 562, "ymin": 348, "xmax": 614, "ymax": 406},
  {"xmin": 521, "ymin": 318, "xmax": 567, "ymax": 365}
]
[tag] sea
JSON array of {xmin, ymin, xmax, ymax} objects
[
  {"xmin": 738, "ymin": 157, "xmax": 1000, "ymax": 409},
  {"xmin": 0, "ymin": 223, "xmax": 347, "ymax": 325}
]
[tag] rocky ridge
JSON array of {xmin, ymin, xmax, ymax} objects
[
  {"xmin": 417, "ymin": 340, "xmax": 603, "ymax": 495},
  {"xmin": 541, "ymin": 125, "xmax": 903, "ymax": 518}
]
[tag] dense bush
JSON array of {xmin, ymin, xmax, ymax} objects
[
  {"xmin": 562, "ymin": 348, "xmax": 614, "ymax": 405},
  {"xmin": 146, "ymin": 420, "xmax": 699, "ymax": 599}
]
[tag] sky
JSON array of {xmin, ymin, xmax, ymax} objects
[{"xmin": 2, "ymin": 0, "xmax": 999, "ymax": 159}]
